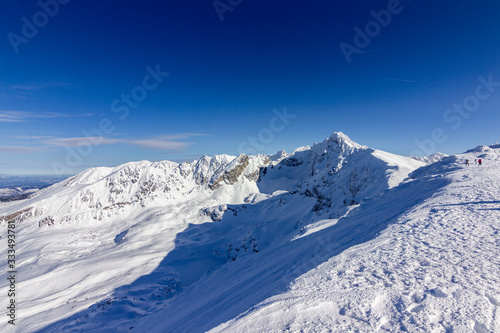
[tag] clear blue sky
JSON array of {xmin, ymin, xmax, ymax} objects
[{"xmin": 1, "ymin": 0, "xmax": 499, "ymax": 175}]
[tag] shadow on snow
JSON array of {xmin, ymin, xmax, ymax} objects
[{"xmin": 38, "ymin": 174, "xmax": 450, "ymax": 333}]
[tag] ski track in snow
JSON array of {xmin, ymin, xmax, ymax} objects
[{"xmin": 0, "ymin": 135, "xmax": 499, "ymax": 333}]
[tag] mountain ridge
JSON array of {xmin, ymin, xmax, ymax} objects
[{"xmin": 1, "ymin": 132, "xmax": 499, "ymax": 333}]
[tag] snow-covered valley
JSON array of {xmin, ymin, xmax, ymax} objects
[{"xmin": 1, "ymin": 133, "xmax": 499, "ymax": 332}]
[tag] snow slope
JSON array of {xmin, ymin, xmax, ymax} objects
[
  {"xmin": 1, "ymin": 133, "xmax": 498, "ymax": 333},
  {"xmin": 204, "ymin": 151, "xmax": 500, "ymax": 333}
]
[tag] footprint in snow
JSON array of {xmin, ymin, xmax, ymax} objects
[
  {"xmin": 474, "ymin": 321, "xmax": 489, "ymax": 333},
  {"xmin": 426, "ymin": 288, "xmax": 447, "ymax": 298},
  {"xmin": 486, "ymin": 294, "xmax": 499, "ymax": 306},
  {"xmin": 452, "ymin": 290, "xmax": 462, "ymax": 299},
  {"xmin": 410, "ymin": 304, "xmax": 425, "ymax": 313},
  {"xmin": 411, "ymin": 293, "xmax": 426, "ymax": 303}
]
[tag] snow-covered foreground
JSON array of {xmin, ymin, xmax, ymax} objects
[
  {"xmin": 205, "ymin": 155, "xmax": 500, "ymax": 333},
  {"xmin": 0, "ymin": 134, "xmax": 499, "ymax": 332}
]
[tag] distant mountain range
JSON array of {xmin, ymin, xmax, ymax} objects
[{"xmin": 0, "ymin": 175, "xmax": 64, "ymax": 201}]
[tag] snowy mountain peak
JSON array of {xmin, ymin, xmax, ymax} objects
[
  {"xmin": 269, "ymin": 150, "xmax": 288, "ymax": 162},
  {"xmin": 287, "ymin": 133, "xmax": 365, "ymax": 160},
  {"xmin": 327, "ymin": 131, "xmax": 366, "ymax": 150},
  {"xmin": 303, "ymin": 131, "xmax": 367, "ymax": 157}
]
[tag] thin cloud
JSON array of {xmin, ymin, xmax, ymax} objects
[
  {"xmin": 0, "ymin": 111, "xmax": 100, "ymax": 122},
  {"xmin": 5, "ymin": 134, "xmax": 203, "ymax": 153},
  {"xmin": 144, "ymin": 133, "xmax": 209, "ymax": 141},
  {"xmin": 44, "ymin": 135, "xmax": 198, "ymax": 151},
  {"xmin": 9, "ymin": 82, "xmax": 72, "ymax": 91},
  {"xmin": 382, "ymin": 78, "xmax": 417, "ymax": 83},
  {"xmin": 179, "ymin": 133, "xmax": 210, "ymax": 137},
  {"xmin": 9, "ymin": 85, "xmax": 40, "ymax": 91},
  {"xmin": 11, "ymin": 135, "xmax": 57, "ymax": 140},
  {"xmin": 0, "ymin": 146, "xmax": 44, "ymax": 153},
  {"xmin": 130, "ymin": 138, "xmax": 190, "ymax": 150},
  {"xmin": 0, "ymin": 111, "xmax": 24, "ymax": 122},
  {"xmin": 1, "ymin": 82, "xmax": 73, "ymax": 100}
]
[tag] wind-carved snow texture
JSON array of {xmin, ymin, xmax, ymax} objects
[{"xmin": 0, "ymin": 132, "xmax": 499, "ymax": 333}]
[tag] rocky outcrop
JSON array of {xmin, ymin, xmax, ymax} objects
[{"xmin": 209, "ymin": 155, "xmax": 250, "ymax": 190}]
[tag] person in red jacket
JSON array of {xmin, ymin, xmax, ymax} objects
[{"xmin": 478, "ymin": 158, "xmax": 482, "ymax": 166}]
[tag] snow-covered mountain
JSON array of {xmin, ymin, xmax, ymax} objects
[
  {"xmin": 1, "ymin": 132, "xmax": 499, "ymax": 333},
  {"xmin": 0, "ymin": 176, "xmax": 60, "ymax": 201},
  {"xmin": 411, "ymin": 152, "xmax": 448, "ymax": 165},
  {"xmin": 0, "ymin": 188, "xmax": 37, "ymax": 200}
]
